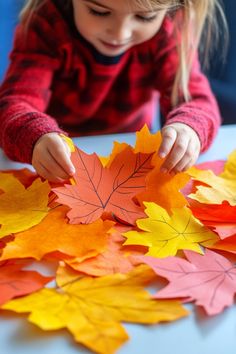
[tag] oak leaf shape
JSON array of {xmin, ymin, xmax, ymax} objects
[
  {"xmin": 139, "ymin": 249, "xmax": 236, "ymax": 315},
  {"xmin": 0, "ymin": 206, "xmax": 114, "ymax": 261},
  {"xmin": 53, "ymin": 146, "xmax": 154, "ymax": 225},
  {"xmin": 0, "ymin": 173, "xmax": 50, "ymax": 238},
  {"xmin": 123, "ymin": 202, "xmax": 219, "ymax": 258},
  {"xmin": 0, "ymin": 260, "xmax": 53, "ymax": 306},
  {"xmin": 2, "ymin": 265, "xmax": 188, "ymax": 354}
]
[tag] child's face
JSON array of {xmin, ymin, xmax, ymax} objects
[{"xmin": 72, "ymin": 0, "xmax": 168, "ymax": 56}]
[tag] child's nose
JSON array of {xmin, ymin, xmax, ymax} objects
[{"xmin": 107, "ymin": 21, "xmax": 132, "ymax": 43}]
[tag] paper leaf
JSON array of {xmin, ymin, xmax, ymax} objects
[
  {"xmin": 103, "ymin": 125, "xmax": 161, "ymax": 168},
  {"xmin": 134, "ymin": 125, "xmax": 162, "ymax": 154},
  {"xmin": 102, "ymin": 141, "xmax": 130, "ymax": 167},
  {"xmin": 190, "ymin": 201, "xmax": 236, "ymax": 238},
  {"xmin": 0, "ymin": 173, "xmax": 50, "ymax": 238},
  {"xmin": 139, "ymin": 249, "xmax": 236, "ymax": 315},
  {"xmin": 53, "ymin": 146, "xmax": 154, "ymax": 225},
  {"xmin": 210, "ymin": 235, "xmax": 236, "ymax": 254},
  {"xmin": 0, "ymin": 260, "xmax": 53, "ymax": 306},
  {"xmin": 65, "ymin": 225, "xmax": 144, "ymax": 276},
  {"xmin": 2, "ymin": 265, "xmax": 188, "ymax": 354},
  {"xmin": 0, "ymin": 169, "xmax": 38, "ymax": 188},
  {"xmin": 220, "ymin": 150, "xmax": 236, "ymax": 180},
  {"xmin": 123, "ymin": 202, "xmax": 219, "ymax": 258},
  {"xmin": 137, "ymin": 165, "xmax": 189, "ymax": 212},
  {"xmin": 188, "ymin": 150, "xmax": 236, "ymax": 205},
  {"xmin": 0, "ymin": 206, "xmax": 114, "ymax": 261}
]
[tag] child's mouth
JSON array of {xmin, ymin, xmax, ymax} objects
[{"xmin": 100, "ymin": 40, "xmax": 129, "ymax": 50}]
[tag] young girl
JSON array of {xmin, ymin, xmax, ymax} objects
[{"xmin": 0, "ymin": 0, "xmax": 227, "ymax": 182}]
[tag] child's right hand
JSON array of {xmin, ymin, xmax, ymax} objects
[{"xmin": 32, "ymin": 133, "xmax": 75, "ymax": 182}]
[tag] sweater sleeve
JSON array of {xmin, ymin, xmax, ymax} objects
[
  {"xmin": 154, "ymin": 18, "xmax": 221, "ymax": 152},
  {"xmin": 0, "ymin": 13, "xmax": 65, "ymax": 164}
]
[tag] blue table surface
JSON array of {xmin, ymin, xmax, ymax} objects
[{"xmin": 0, "ymin": 124, "xmax": 236, "ymax": 354}]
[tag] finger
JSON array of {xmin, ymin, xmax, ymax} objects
[
  {"xmin": 161, "ymin": 133, "xmax": 189, "ymax": 173},
  {"xmin": 37, "ymin": 149, "xmax": 72, "ymax": 180},
  {"xmin": 174, "ymin": 140, "xmax": 200, "ymax": 173},
  {"xmin": 158, "ymin": 127, "xmax": 177, "ymax": 158},
  {"xmin": 48, "ymin": 138, "xmax": 75, "ymax": 176},
  {"xmin": 33, "ymin": 161, "xmax": 65, "ymax": 183},
  {"xmin": 171, "ymin": 145, "xmax": 193, "ymax": 173}
]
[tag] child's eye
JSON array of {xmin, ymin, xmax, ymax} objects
[
  {"xmin": 88, "ymin": 8, "xmax": 110, "ymax": 17},
  {"xmin": 135, "ymin": 15, "xmax": 157, "ymax": 22}
]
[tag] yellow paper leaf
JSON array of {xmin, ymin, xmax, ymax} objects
[
  {"xmin": 188, "ymin": 150, "xmax": 236, "ymax": 205},
  {"xmin": 123, "ymin": 202, "xmax": 219, "ymax": 258},
  {"xmin": 60, "ymin": 134, "xmax": 75, "ymax": 152},
  {"xmin": 2, "ymin": 265, "xmax": 188, "ymax": 354},
  {"xmin": 0, "ymin": 173, "xmax": 50, "ymax": 238},
  {"xmin": 220, "ymin": 150, "xmax": 236, "ymax": 180}
]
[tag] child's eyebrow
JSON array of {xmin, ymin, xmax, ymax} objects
[
  {"xmin": 84, "ymin": 0, "xmax": 112, "ymax": 10},
  {"xmin": 83, "ymin": 0, "xmax": 159, "ymax": 14}
]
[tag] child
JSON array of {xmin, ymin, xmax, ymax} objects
[{"xmin": 0, "ymin": 0, "xmax": 227, "ymax": 182}]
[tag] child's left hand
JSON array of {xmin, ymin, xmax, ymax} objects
[{"xmin": 158, "ymin": 122, "xmax": 201, "ymax": 174}]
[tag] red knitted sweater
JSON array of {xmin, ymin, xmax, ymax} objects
[{"xmin": 0, "ymin": 0, "xmax": 221, "ymax": 163}]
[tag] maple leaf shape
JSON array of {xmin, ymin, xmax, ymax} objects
[
  {"xmin": 134, "ymin": 126, "xmax": 189, "ymax": 212},
  {"xmin": 0, "ymin": 260, "xmax": 53, "ymax": 306},
  {"xmin": 2, "ymin": 265, "xmax": 188, "ymax": 354},
  {"xmin": 123, "ymin": 202, "xmax": 219, "ymax": 258},
  {"xmin": 188, "ymin": 150, "xmax": 236, "ymax": 205},
  {"xmin": 134, "ymin": 124, "xmax": 162, "ymax": 154},
  {"xmin": 101, "ymin": 125, "xmax": 161, "ymax": 168},
  {"xmin": 138, "ymin": 249, "xmax": 236, "ymax": 315},
  {"xmin": 53, "ymin": 146, "xmax": 154, "ymax": 225},
  {"xmin": 0, "ymin": 173, "xmax": 50, "ymax": 238},
  {"xmin": 0, "ymin": 206, "xmax": 114, "ymax": 261}
]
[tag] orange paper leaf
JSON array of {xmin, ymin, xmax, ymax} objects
[
  {"xmin": 53, "ymin": 146, "xmax": 154, "ymax": 225},
  {"xmin": 65, "ymin": 225, "xmax": 144, "ymax": 276},
  {"xmin": 0, "ymin": 206, "xmax": 114, "ymax": 261}
]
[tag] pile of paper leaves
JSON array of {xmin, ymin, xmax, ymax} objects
[{"xmin": 0, "ymin": 125, "xmax": 236, "ymax": 354}]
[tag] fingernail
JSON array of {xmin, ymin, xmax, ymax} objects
[
  {"xmin": 159, "ymin": 152, "xmax": 166, "ymax": 158},
  {"xmin": 69, "ymin": 167, "xmax": 75, "ymax": 175}
]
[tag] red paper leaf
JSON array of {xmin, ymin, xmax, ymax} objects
[
  {"xmin": 0, "ymin": 260, "xmax": 53, "ymax": 305},
  {"xmin": 53, "ymin": 146, "xmax": 154, "ymax": 224},
  {"xmin": 190, "ymin": 201, "xmax": 236, "ymax": 238}
]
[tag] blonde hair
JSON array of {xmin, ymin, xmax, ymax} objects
[{"xmin": 20, "ymin": 0, "xmax": 228, "ymax": 106}]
